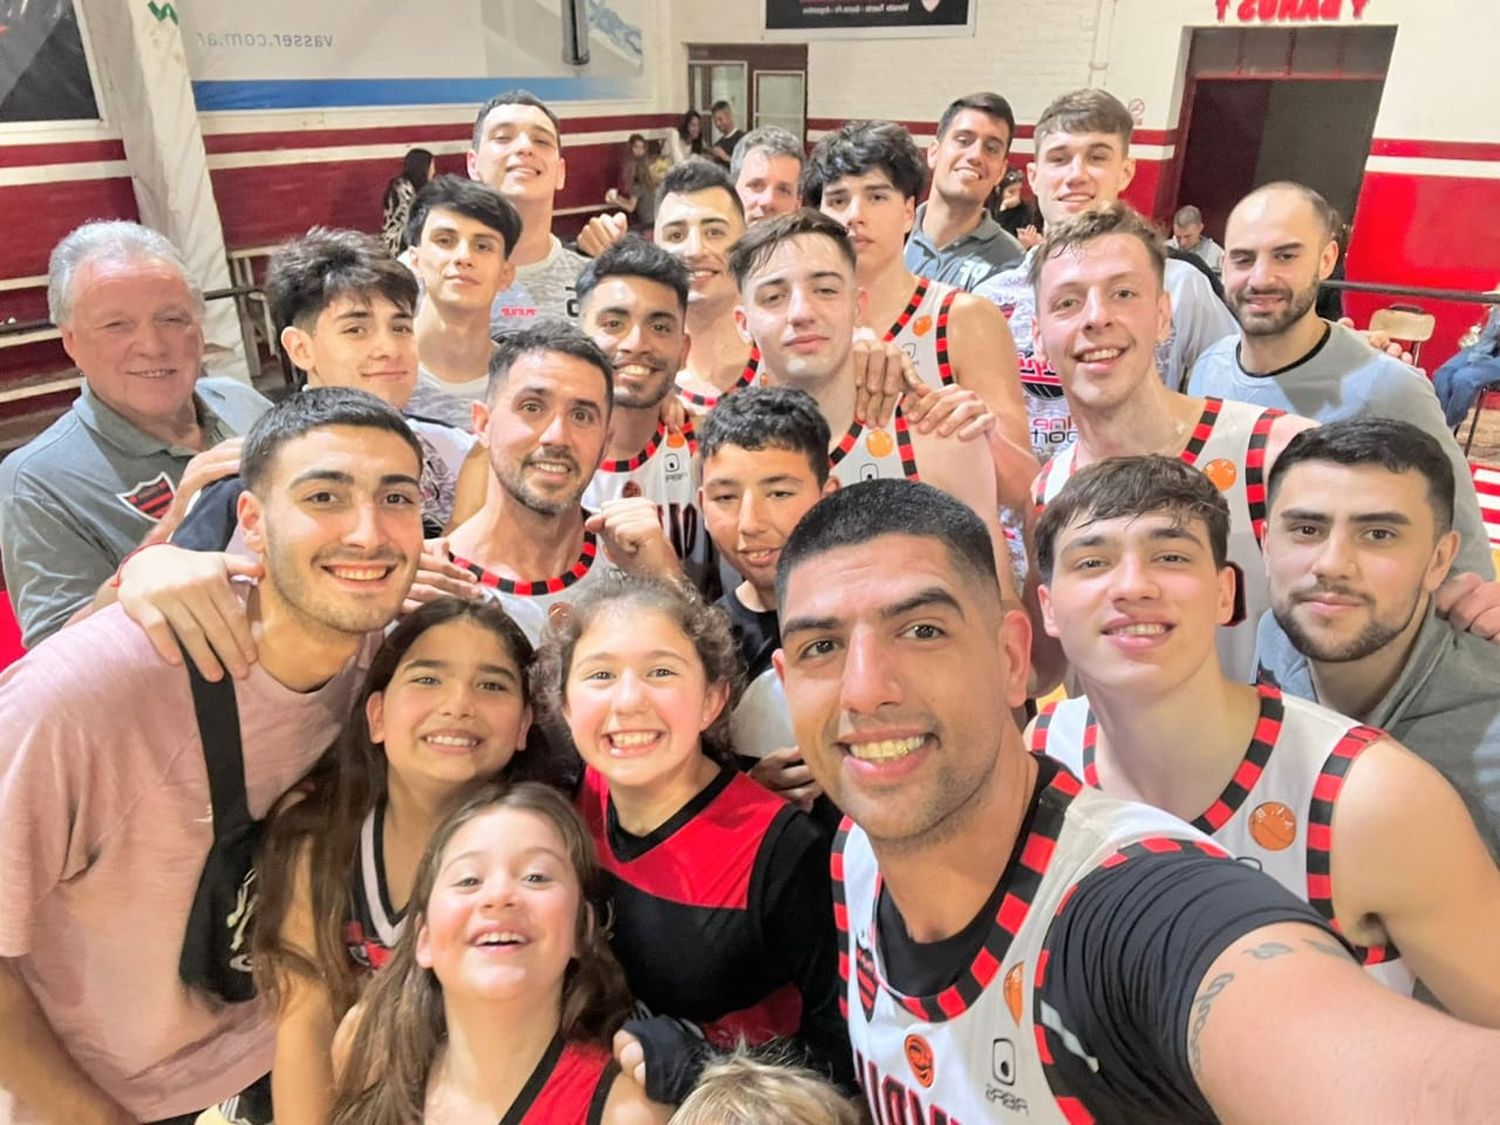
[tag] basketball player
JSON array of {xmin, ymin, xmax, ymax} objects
[
  {"xmin": 803, "ymin": 120, "xmax": 1037, "ymax": 507},
  {"xmin": 769, "ymin": 477, "xmax": 1500, "ymax": 1122},
  {"xmin": 1027, "ymin": 202, "xmax": 1314, "ymax": 680},
  {"xmin": 576, "ymin": 236, "xmax": 715, "ymax": 592},
  {"xmin": 1030, "ymin": 454, "xmax": 1500, "ymax": 1019},
  {"xmin": 974, "ymin": 88, "xmax": 1236, "ymax": 460}
]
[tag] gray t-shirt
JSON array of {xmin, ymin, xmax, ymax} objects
[
  {"xmin": 0, "ymin": 377, "xmax": 270, "ymax": 648},
  {"xmin": 1256, "ymin": 609, "xmax": 1500, "ymax": 857},
  {"xmin": 1187, "ymin": 321, "xmax": 1496, "ymax": 579},
  {"xmin": 405, "ymin": 366, "xmax": 489, "ymax": 432},
  {"xmin": 903, "ymin": 202, "xmax": 1024, "ymax": 292},
  {"xmin": 489, "ymin": 235, "xmax": 587, "ymax": 337}
]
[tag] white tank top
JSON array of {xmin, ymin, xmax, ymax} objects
[
  {"xmin": 449, "ymin": 525, "xmax": 611, "ymax": 644},
  {"xmin": 1033, "ymin": 683, "xmax": 1415, "ymax": 995},
  {"xmin": 582, "ymin": 420, "xmax": 712, "ymax": 590},
  {"xmin": 829, "ymin": 403, "xmax": 922, "ymax": 488},
  {"xmin": 836, "ymin": 767, "xmax": 1227, "ymax": 1123},
  {"xmin": 1033, "ymin": 397, "xmax": 1282, "ymax": 682},
  {"xmin": 886, "ymin": 276, "xmax": 961, "ymax": 391},
  {"xmin": 677, "ymin": 348, "xmax": 762, "ymax": 411}
]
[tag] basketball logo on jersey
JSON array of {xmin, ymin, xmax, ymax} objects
[
  {"xmin": 854, "ymin": 938, "xmax": 879, "ymax": 1022},
  {"xmin": 1204, "ymin": 458, "xmax": 1238, "ymax": 491},
  {"xmin": 1249, "ymin": 801, "xmax": 1297, "ymax": 850},
  {"xmin": 913, "ymin": 314, "xmax": 934, "ymax": 336},
  {"xmin": 866, "ymin": 429, "xmax": 895, "ymax": 458},
  {"xmin": 904, "ymin": 1034, "xmax": 936, "ymax": 1088},
  {"xmin": 1003, "ymin": 962, "xmax": 1024, "ymax": 1023},
  {"xmin": 991, "ymin": 1038, "xmax": 1017, "ymax": 1087},
  {"xmin": 663, "ymin": 451, "xmax": 686, "ymax": 480}
]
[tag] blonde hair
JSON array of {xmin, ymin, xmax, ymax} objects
[{"xmin": 670, "ymin": 1051, "xmax": 863, "ymax": 1125}]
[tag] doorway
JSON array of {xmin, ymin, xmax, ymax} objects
[
  {"xmin": 1173, "ymin": 27, "xmax": 1395, "ymax": 239},
  {"xmin": 686, "ymin": 43, "xmax": 808, "ymax": 145}
]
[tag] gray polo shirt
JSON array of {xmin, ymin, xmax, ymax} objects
[
  {"xmin": 1256, "ymin": 609, "xmax": 1500, "ymax": 857},
  {"xmin": 0, "ymin": 377, "xmax": 269, "ymax": 648},
  {"xmin": 903, "ymin": 202, "xmax": 1024, "ymax": 291}
]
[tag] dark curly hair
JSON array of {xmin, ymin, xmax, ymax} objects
[{"xmin": 531, "ymin": 572, "xmax": 743, "ymax": 762}]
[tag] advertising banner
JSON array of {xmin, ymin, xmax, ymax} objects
[{"xmin": 762, "ymin": 0, "xmax": 975, "ymax": 39}]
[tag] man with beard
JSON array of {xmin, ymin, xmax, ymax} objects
[
  {"xmin": 1259, "ymin": 420, "xmax": 1500, "ymax": 854},
  {"xmin": 442, "ymin": 319, "xmax": 681, "ymax": 642},
  {"xmin": 577, "ymin": 237, "xmax": 715, "ymax": 592},
  {"xmin": 0, "ymin": 389, "xmax": 423, "ymax": 1125},
  {"xmin": 1189, "ymin": 182, "xmax": 1499, "ymax": 635}
]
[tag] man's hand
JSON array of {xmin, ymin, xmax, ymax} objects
[
  {"xmin": 1338, "ymin": 317, "xmax": 1418, "ymax": 369},
  {"xmin": 116, "ymin": 544, "xmax": 261, "ymax": 681},
  {"xmin": 852, "ymin": 331, "xmax": 920, "ymax": 427},
  {"xmin": 577, "ymin": 212, "xmax": 630, "ymax": 259},
  {"xmin": 748, "ymin": 747, "xmax": 821, "ymax": 813},
  {"xmin": 1435, "ymin": 572, "xmax": 1500, "ymax": 641},
  {"xmin": 155, "ymin": 437, "xmax": 244, "ymax": 540},
  {"xmin": 657, "ymin": 393, "xmax": 689, "ymax": 433},
  {"xmin": 902, "ymin": 381, "xmax": 995, "ymax": 441},
  {"xmin": 1017, "ymin": 224, "xmax": 1043, "ymax": 250},
  {"xmin": 613, "ymin": 1028, "xmax": 646, "ymax": 1088},
  {"xmin": 402, "ymin": 537, "xmax": 482, "ymax": 615},
  {"xmin": 587, "ymin": 498, "xmax": 681, "ymax": 578}
]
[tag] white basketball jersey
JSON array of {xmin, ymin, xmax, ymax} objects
[
  {"xmin": 1032, "ymin": 397, "xmax": 1282, "ymax": 682},
  {"xmin": 836, "ymin": 767, "xmax": 1225, "ymax": 1123},
  {"xmin": 1033, "ymin": 684, "xmax": 1415, "ymax": 994},
  {"xmin": 677, "ymin": 348, "xmax": 762, "ymax": 411},
  {"xmin": 829, "ymin": 405, "xmax": 922, "ymax": 488},
  {"xmin": 582, "ymin": 420, "xmax": 712, "ymax": 589},
  {"xmin": 450, "ymin": 527, "xmax": 611, "ymax": 644},
  {"xmin": 886, "ymin": 276, "xmax": 961, "ymax": 391}
]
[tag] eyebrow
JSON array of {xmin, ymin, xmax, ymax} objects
[
  {"xmin": 403, "ymin": 658, "xmax": 519, "ymax": 680},
  {"xmin": 1278, "ymin": 506, "xmax": 1412, "ymax": 526},
  {"xmin": 331, "ymin": 307, "xmax": 374, "ymax": 322},
  {"xmin": 1061, "ymin": 524, "xmax": 1203, "ymax": 551},
  {"xmin": 439, "ymin": 843, "xmax": 568, "ymax": 875},
  {"xmin": 782, "ymin": 586, "xmax": 962, "ymax": 638}
]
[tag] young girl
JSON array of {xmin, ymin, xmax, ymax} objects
[
  {"xmin": 255, "ymin": 598, "xmax": 557, "ymax": 1125},
  {"xmin": 535, "ymin": 574, "xmax": 850, "ymax": 1102},
  {"xmin": 331, "ymin": 782, "xmax": 665, "ymax": 1124}
]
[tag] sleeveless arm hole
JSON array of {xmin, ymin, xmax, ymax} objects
[{"xmin": 587, "ymin": 1057, "xmax": 622, "ymax": 1125}]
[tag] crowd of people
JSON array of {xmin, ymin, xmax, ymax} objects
[{"xmin": 0, "ymin": 80, "xmax": 1498, "ymax": 1125}]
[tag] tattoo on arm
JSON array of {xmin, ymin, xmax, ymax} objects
[
  {"xmin": 1241, "ymin": 941, "xmax": 1294, "ymax": 961},
  {"xmin": 1187, "ymin": 972, "xmax": 1235, "ymax": 1079},
  {"xmin": 1301, "ymin": 937, "xmax": 1352, "ymax": 962}
]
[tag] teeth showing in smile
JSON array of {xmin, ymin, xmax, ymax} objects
[
  {"xmin": 1080, "ymin": 348, "xmax": 1123, "ymax": 362},
  {"xmin": 609, "ymin": 731, "xmax": 658, "ymax": 748},
  {"xmin": 475, "ymin": 932, "xmax": 524, "ymax": 946},
  {"xmin": 532, "ymin": 461, "xmax": 571, "ymax": 474},
  {"xmin": 329, "ymin": 566, "xmax": 388, "ymax": 581},
  {"xmin": 425, "ymin": 734, "xmax": 479, "ymax": 748},
  {"xmin": 740, "ymin": 548, "xmax": 777, "ymax": 564},
  {"xmin": 688, "ymin": 269, "xmax": 715, "ymax": 280},
  {"xmin": 616, "ymin": 364, "xmax": 653, "ymax": 377},
  {"xmin": 847, "ymin": 736, "xmax": 924, "ymax": 762},
  {"xmin": 1106, "ymin": 623, "xmax": 1167, "ymax": 636}
]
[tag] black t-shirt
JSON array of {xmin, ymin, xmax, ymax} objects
[
  {"xmin": 713, "ymin": 129, "xmax": 746, "ymax": 164},
  {"xmin": 877, "ymin": 758, "xmax": 1342, "ymax": 1121},
  {"xmin": 719, "ymin": 586, "xmax": 780, "ymax": 682}
]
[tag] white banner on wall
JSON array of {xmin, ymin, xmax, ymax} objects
[
  {"xmin": 761, "ymin": 0, "xmax": 976, "ymax": 39},
  {"xmin": 177, "ymin": 0, "xmax": 649, "ymax": 109}
]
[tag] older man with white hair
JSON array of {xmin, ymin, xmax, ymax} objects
[{"xmin": 0, "ymin": 220, "xmax": 268, "ymax": 648}]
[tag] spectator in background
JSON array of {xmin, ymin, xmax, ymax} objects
[
  {"xmin": 1167, "ymin": 204, "xmax": 1224, "ymax": 274},
  {"xmin": 379, "ymin": 147, "xmax": 434, "ymax": 254},
  {"xmin": 730, "ymin": 125, "xmax": 804, "ymax": 223},
  {"xmin": 666, "ymin": 109, "xmax": 706, "ymax": 165},
  {"xmin": 1434, "ymin": 302, "xmax": 1500, "ymax": 428},
  {"xmin": 990, "ymin": 167, "xmax": 1040, "ymax": 246},
  {"xmin": 610, "ymin": 133, "xmax": 659, "ymax": 230},
  {"xmin": 709, "ymin": 100, "xmax": 746, "ymax": 167}
]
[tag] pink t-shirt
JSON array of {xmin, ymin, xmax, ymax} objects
[{"xmin": 0, "ymin": 605, "xmax": 377, "ymax": 1123}]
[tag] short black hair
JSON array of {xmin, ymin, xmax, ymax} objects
[
  {"xmin": 936, "ymin": 92, "xmax": 1016, "ymax": 146},
  {"xmin": 801, "ymin": 120, "xmax": 927, "ymax": 206},
  {"xmin": 728, "ymin": 208, "xmax": 857, "ymax": 290},
  {"xmin": 776, "ymin": 479, "xmax": 997, "ymax": 602},
  {"xmin": 1033, "ymin": 455, "xmax": 1230, "ymax": 584},
  {"xmin": 405, "ymin": 174, "xmax": 522, "ymax": 257},
  {"xmin": 265, "ymin": 227, "xmax": 418, "ymax": 339},
  {"xmin": 241, "ymin": 387, "xmax": 422, "ymax": 495},
  {"xmin": 1267, "ymin": 419, "xmax": 1456, "ymax": 535},
  {"xmin": 701, "ymin": 386, "xmax": 831, "ymax": 486},
  {"xmin": 471, "ymin": 89, "xmax": 562, "ymax": 150},
  {"xmin": 656, "ymin": 157, "xmax": 745, "ymax": 221},
  {"xmin": 711, "ymin": 99, "xmax": 732, "ymax": 114},
  {"xmin": 486, "ymin": 317, "xmax": 615, "ymax": 413},
  {"xmin": 576, "ymin": 235, "xmax": 690, "ymax": 314}
]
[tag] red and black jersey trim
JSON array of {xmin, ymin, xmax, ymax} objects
[
  {"xmin": 1033, "ymin": 835, "xmax": 1232, "ymax": 1125},
  {"xmin": 1030, "ymin": 700, "xmax": 1059, "ymax": 755},
  {"xmin": 449, "ymin": 526, "xmax": 599, "ymax": 596},
  {"xmin": 1244, "ymin": 408, "xmax": 1284, "ymax": 545},
  {"xmin": 827, "ymin": 407, "xmax": 920, "ymax": 482},
  {"xmin": 1179, "ymin": 397, "xmax": 1224, "ymax": 467},
  {"xmin": 1188, "ymin": 681, "xmax": 1284, "ymax": 833},
  {"xmin": 599, "ymin": 421, "xmax": 668, "ymax": 473},
  {"xmin": 679, "ymin": 349, "xmax": 761, "ymax": 408},
  {"xmin": 883, "ymin": 277, "xmax": 928, "ymax": 342},
  {"xmin": 1306, "ymin": 724, "xmax": 1399, "ymax": 967},
  {"xmin": 830, "ymin": 816, "xmax": 856, "ymax": 1021},
  {"xmin": 935, "ymin": 287, "xmax": 959, "ymax": 386},
  {"xmin": 840, "ymin": 768, "xmax": 1086, "ymax": 1032}
]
